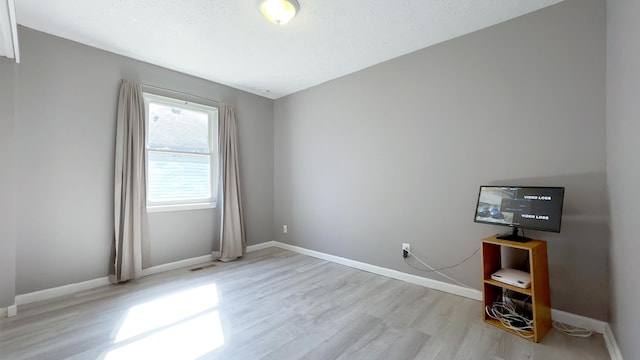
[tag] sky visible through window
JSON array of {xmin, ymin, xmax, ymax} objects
[
  {"xmin": 147, "ymin": 101, "xmax": 212, "ymax": 203},
  {"xmin": 148, "ymin": 103, "xmax": 209, "ymax": 153}
]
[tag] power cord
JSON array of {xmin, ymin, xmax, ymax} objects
[
  {"xmin": 403, "ymin": 248, "xmax": 479, "ymax": 288},
  {"xmin": 485, "ymin": 301, "xmax": 535, "ymax": 339},
  {"xmin": 552, "ymin": 321, "xmax": 593, "ymax": 338},
  {"xmin": 489, "ymin": 291, "xmax": 594, "ymax": 339},
  {"xmin": 485, "ymin": 292, "xmax": 534, "ymax": 339},
  {"xmin": 404, "ymin": 248, "xmax": 479, "ymax": 272}
]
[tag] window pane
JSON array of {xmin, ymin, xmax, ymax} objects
[
  {"xmin": 148, "ymin": 102, "xmax": 209, "ymax": 153},
  {"xmin": 147, "ymin": 151, "xmax": 211, "ymax": 202}
]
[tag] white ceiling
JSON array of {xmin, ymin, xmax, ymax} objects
[{"xmin": 14, "ymin": 0, "xmax": 563, "ymax": 99}]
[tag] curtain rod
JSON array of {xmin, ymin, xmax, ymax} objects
[{"xmin": 140, "ymin": 83, "xmax": 220, "ymax": 106}]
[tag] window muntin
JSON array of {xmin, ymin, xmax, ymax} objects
[{"xmin": 144, "ymin": 93, "xmax": 218, "ymax": 211}]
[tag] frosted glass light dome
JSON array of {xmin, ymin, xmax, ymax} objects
[{"xmin": 259, "ymin": 0, "xmax": 299, "ymax": 25}]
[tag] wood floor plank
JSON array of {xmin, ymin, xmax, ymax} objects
[
  {"xmin": 337, "ymin": 320, "xmax": 430, "ymax": 360},
  {"xmin": 260, "ymin": 304, "xmax": 371, "ymax": 360},
  {"xmin": 452, "ymin": 323, "xmax": 503, "ymax": 360},
  {"xmin": 301, "ymin": 313, "xmax": 383, "ymax": 360},
  {"xmin": 0, "ymin": 248, "xmax": 610, "ymax": 360},
  {"xmin": 493, "ymin": 332, "xmax": 534, "ymax": 360},
  {"xmin": 377, "ymin": 327, "xmax": 431, "ymax": 360}
]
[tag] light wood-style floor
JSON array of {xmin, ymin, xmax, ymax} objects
[{"xmin": 1, "ymin": 248, "xmax": 609, "ymax": 360}]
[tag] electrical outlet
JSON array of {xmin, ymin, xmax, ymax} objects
[
  {"xmin": 283, "ymin": 225, "xmax": 288, "ymax": 233},
  {"xmin": 402, "ymin": 243, "xmax": 410, "ymax": 258}
]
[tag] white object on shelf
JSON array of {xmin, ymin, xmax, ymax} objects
[{"xmin": 491, "ymin": 268, "xmax": 531, "ymax": 289}]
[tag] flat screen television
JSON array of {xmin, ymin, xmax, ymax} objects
[{"xmin": 474, "ymin": 186, "xmax": 565, "ymax": 242}]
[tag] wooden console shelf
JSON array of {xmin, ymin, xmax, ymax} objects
[{"xmin": 481, "ymin": 235, "xmax": 551, "ymax": 343}]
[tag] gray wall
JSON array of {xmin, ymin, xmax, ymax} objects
[
  {"xmin": 11, "ymin": 27, "xmax": 273, "ymax": 294},
  {"xmin": 606, "ymin": 0, "xmax": 640, "ymax": 358},
  {"xmin": 0, "ymin": 58, "xmax": 17, "ymax": 307},
  {"xmin": 274, "ymin": 0, "xmax": 607, "ymax": 320}
]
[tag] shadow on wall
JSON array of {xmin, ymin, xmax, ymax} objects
[{"xmin": 491, "ymin": 172, "xmax": 609, "ymax": 321}]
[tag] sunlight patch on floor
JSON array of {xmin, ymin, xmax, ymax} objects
[
  {"xmin": 104, "ymin": 283, "xmax": 224, "ymax": 359},
  {"xmin": 115, "ymin": 283, "xmax": 219, "ymax": 342}
]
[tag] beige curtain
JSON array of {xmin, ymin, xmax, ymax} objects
[
  {"xmin": 110, "ymin": 80, "xmax": 149, "ymax": 283},
  {"xmin": 216, "ymin": 103, "xmax": 246, "ymax": 261}
]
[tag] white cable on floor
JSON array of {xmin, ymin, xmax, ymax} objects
[
  {"xmin": 406, "ymin": 248, "xmax": 473, "ymax": 288},
  {"xmin": 552, "ymin": 321, "xmax": 593, "ymax": 338}
]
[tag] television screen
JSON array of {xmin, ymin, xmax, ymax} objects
[{"xmin": 474, "ymin": 186, "xmax": 565, "ymax": 233}]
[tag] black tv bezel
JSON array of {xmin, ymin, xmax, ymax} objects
[{"xmin": 473, "ymin": 185, "xmax": 565, "ymax": 233}]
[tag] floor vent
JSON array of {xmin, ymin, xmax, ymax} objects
[{"xmin": 189, "ymin": 263, "xmax": 217, "ymax": 271}]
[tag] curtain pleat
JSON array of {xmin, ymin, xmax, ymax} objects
[
  {"xmin": 110, "ymin": 80, "xmax": 149, "ymax": 283},
  {"xmin": 216, "ymin": 103, "xmax": 246, "ymax": 261}
]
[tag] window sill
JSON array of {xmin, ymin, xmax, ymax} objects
[{"xmin": 146, "ymin": 203, "xmax": 217, "ymax": 213}]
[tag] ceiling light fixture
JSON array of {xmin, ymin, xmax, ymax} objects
[{"xmin": 259, "ymin": 0, "xmax": 299, "ymax": 25}]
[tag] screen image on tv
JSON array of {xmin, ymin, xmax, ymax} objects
[{"xmin": 474, "ymin": 186, "xmax": 565, "ymax": 236}]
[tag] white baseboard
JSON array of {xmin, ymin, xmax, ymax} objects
[
  {"xmin": 15, "ymin": 277, "xmax": 111, "ymax": 306},
  {"xmin": 604, "ymin": 324, "xmax": 624, "ymax": 360},
  {"xmin": 7, "ymin": 304, "xmax": 17, "ymax": 317},
  {"xmin": 15, "ymin": 254, "xmax": 215, "ymax": 307},
  {"xmin": 247, "ymin": 241, "xmax": 276, "ymax": 253},
  {"xmin": 10, "ymin": 240, "xmax": 621, "ymax": 359},
  {"xmin": 269, "ymin": 241, "xmax": 615, "ymax": 340},
  {"xmin": 0, "ymin": 304, "xmax": 18, "ymax": 318},
  {"xmin": 11, "ymin": 246, "xmax": 272, "ymax": 309},
  {"xmin": 207, "ymin": 242, "xmax": 271, "ymax": 259},
  {"xmin": 141, "ymin": 254, "xmax": 213, "ymax": 277},
  {"xmin": 551, "ymin": 308, "xmax": 607, "ymax": 334},
  {"xmin": 271, "ymin": 241, "xmax": 482, "ymax": 301}
]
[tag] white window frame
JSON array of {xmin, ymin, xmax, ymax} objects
[{"xmin": 143, "ymin": 92, "xmax": 219, "ymax": 213}]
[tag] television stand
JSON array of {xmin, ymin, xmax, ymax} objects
[
  {"xmin": 481, "ymin": 235, "xmax": 552, "ymax": 342},
  {"xmin": 496, "ymin": 227, "xmax": 530, "ymax": 243}
]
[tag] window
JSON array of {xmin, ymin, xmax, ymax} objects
[{"xmin": 144, "ymin": 93, "xmax": 218, "ymax": 212}]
